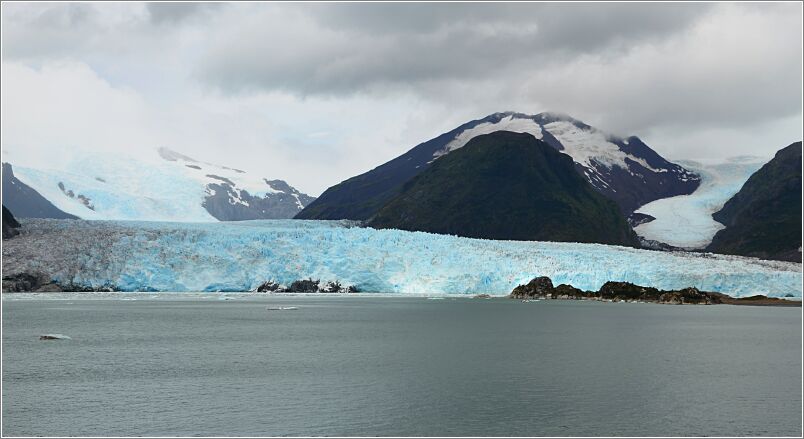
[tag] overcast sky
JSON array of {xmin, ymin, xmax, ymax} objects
[{"xmin": 2, "ymin": 2, "xmax": 802, "ymax": 196}]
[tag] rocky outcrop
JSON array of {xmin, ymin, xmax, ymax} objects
[
  {"xmin": 628, "ymin": 213, "xmax": 655, "ymax": 228},
  {"xmin": 202, "ymin": 179, "xmax": 316, "ymax": 221},
  {"xmin": 253, "ymin": 279, "xmax": 358, "ymax": 293},
  {"xmin": 255, "ymin": 281, "xmax": 281, "ymax": 292},
  {"xmin": 509, "ymin": 276, "xmax": 725, "ymax": 304},
  {"xmin": 57, "ymin": 182, "xmax": 95, "ymax": 211},
  {"xmin": 3, "ymin": 205, "xmax": 20, "ymax": 239},
  {"xmin": 510, "ymin": 276, "xmax": 554, "ymax": 298}
]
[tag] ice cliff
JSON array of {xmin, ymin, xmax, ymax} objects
[{"xmin": 2, "ymin": 219, "xmax": 801, "ymax": 297}]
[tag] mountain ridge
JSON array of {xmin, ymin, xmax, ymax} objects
[{"xmin": 296, "ymin": 111, "xmax": 700, "ymax": 221}]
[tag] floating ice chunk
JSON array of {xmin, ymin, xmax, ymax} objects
[{"xmin": 39, "ymin": 334, "xmax": 71, "ymax": 340}]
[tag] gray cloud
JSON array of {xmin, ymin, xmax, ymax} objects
[
  {"xmin": 197, "ymin": 3, "xmax": 713, "ymax": 95},
  {"xmin": 147, "ymin": 2, "xmax": 219, "ymax": 25},
  {"xmin": 1, "ymin": 2, "xmax": 801, "ymax": 195}
]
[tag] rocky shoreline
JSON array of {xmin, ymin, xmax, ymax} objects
[
  {"xmin": 1, "ymin": 273, "xmax": 360, "ymax": 294},
  {"xmin": 2, "ymin": 271, "xmax": 800, "ymax": 307},
  {"xmin": 509, "ymin": 276, "xmax": 801, "ymax": 307}
]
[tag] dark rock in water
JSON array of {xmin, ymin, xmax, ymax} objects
[
  {"xmin": 3, "ymin": 205, "xmax": 20, "ymax": 239},
  {"xmin": 2, "ymin": 163, "xmax": 78, "ymax": 219},
  {"xmin": 510, "ymin": 276, "xmax": 554, "ymax": 299},
  {"xmin": 598, "ymin": 281, "xmax": 660, "ymax": 300},
  {"xmin": 509, "ymin": 276, "xmax": 724, "ymax": 305},
  {"xmin": 658, "ymin": 287, "xmax": 722, "ymax": 305},
  {"xmin": 287, "ymin": 279, "xmax": 320, "ymax": 293},
  {"xmin": 255, "ymin": 281, "xmax": 280, "ymax": 292},
  {"xmin": 553, "ymin": 283, "xmax": 587, "ymax": 299}
]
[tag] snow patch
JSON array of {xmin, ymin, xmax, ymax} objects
[
  {"xmin": 434, "ymin": 115, "xmax": 544, "ymax": 158},
  {"xmin": 543, "ymin": 121, "xmax": 665, "ymax": 173}
]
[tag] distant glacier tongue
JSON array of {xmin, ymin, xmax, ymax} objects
[{"xmin": 6, "ymin": 219, "xmax": 802, "ymax": 297}]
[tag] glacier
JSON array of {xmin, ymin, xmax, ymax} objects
[
  {"xmin": 5, "ymin": 147, "xmax": 312, "ymax": 222},
  {"xmin": 3, "ymin": 219, "xmax": 801, "ymax": 297},
  {"xmin": 634, "ymin": 157, "xmax": 766, "ymax": 248}
]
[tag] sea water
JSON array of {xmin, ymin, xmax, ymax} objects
[{"xmin": 2, "ymin": 295, "xmax": 801, "ymax": 436}]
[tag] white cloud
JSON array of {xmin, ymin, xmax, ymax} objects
[{"xmin": 1, "ymin": 2, "xmax": 801, "ymax": 196}]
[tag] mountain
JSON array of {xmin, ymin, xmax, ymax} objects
[
  {"xmin": 369, "ymin": 131, "xmax": 639, "ymax": 246},
  {"xmin": 297, "ymin": 112, "xmax": 700, "ymax": 220},
  {"xmin": 2, "ymin": 147, "xmax": 315, "ymax": 222},
  {"xmin": 706, "ymin": 141, "xmax": 802, "ymax": 262},
  {"xmin": 2, "ymin": 163, "xmax": 79, "ymax": 220}
]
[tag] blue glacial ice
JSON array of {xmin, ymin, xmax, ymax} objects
[{"xmin": 8, "ymin": 219, "xmax": 801, "ymax": 297}]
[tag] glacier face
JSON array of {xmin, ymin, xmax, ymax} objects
[
  {"xmin": 3, "ymin": 219, "xmax": 801, "ymax": 297},
  {"xmin": 634, "ymin": 157, "xmax": 766, "ymax": 249}
]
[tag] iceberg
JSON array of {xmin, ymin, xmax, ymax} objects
[{"xmin": 4, "ymin": 219, "xmax": 801, "ymax": 297}]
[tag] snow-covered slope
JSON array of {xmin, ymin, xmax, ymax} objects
[
  {"xmin": 432, "ymin": 113, "xmax": 700, "ymax": 212},
  {"xmin": 3, "ymin": 219, "xmax": 800, "ymax": 297},
  {"xmin": 4, "ymin": 148, "xmax": 314, "ymax": 221},
  {"xmin": 298, "ymin": 111, "xmax": 700, "ymax": 220},
  {"xmin": 634, "ymin": 157, "xmax": 766, "ymax": 249}
]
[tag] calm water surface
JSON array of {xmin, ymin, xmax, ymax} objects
[{"xmin": 2, "ymin": 295, "xmax": 802, "ymax": 436}]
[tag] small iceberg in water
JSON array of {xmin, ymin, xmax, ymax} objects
[
  {"xmin": 39, "ymin": 334, "xmax": 71, "ymax": 340},
  {"xmin": 266, "ymin": 306, "xmax": 298, "ymax": 311}
]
